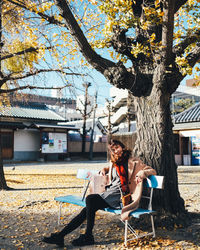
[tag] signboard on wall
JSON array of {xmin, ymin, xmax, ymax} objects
[
  {"xmin": 191, "ymin": 136, "xmax": 200, "ymax": 165},
  {"xmin": 41, "ymin": 132, "xmax": 67, "ymax": 153}
]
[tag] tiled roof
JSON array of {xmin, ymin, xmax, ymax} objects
[
  {"xmin": 174, "ymin": 102, "xmax": 200, "ymax": 123},
  {"xmin": 0, "ymin": 105, "xmax": 65, "ymax": 121}
]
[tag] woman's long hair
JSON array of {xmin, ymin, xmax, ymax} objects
[{"xmin": 108, "ymin": 140, "xmax": 132, "ymax": 165}]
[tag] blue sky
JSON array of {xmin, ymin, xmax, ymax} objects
[{"xmin": 29, "ymin": 65, "xmax": 112, "ymax": 107}]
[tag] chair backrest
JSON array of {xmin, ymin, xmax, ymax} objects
[
  {"xmin": 76, "ymin": 169, "xmax": 99, "ymax": 180},
  {"xmin": 144, "ymin": 175, "xmax": 164, "ymax": 189},
  {"xmin": 76, "ymin": 169, "xmax": 99, "ymax": 201},
  {"xmin": 142, "ymin": 175, "xmax": 164, "ymax": 210}
]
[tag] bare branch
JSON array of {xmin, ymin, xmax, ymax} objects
[
  {"xmin": 0, "ymin": 84, "xmax": 68, "ymax": 93},
  {"xmin": 76, "ymin": 108, "xmax": 83, "ymax": 115},
  {"xmin": 1, "ymin": 46, "xmax": 52, "ymax": 61},
  {"xmin": 0, "ymin": 68, "xmax": 85, "ymax": 86},
  {"xmin": 6, "ymin": 0, "xmax": 66, "ymax": 27}
]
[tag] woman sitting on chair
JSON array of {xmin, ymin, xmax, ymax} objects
[{"xmin": 42, "ymin": 139, "xmax": 156, "ymax": 247}]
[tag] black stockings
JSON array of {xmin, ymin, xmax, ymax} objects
[{"xmin": 59, "ymin": 194, "xmax": 109, "ymax": 237}]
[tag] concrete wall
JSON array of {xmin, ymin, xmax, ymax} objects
[
  {"xmin": 14, "ymin": 129, "xmax": 40, "ymax": 151},
  {"xmin": 111, "ymin": 133, "xmax": 137, "ymax": 150},
  {"xmin": 175, "ymin": 154, "xmax": 182, "ymax": 165},
  {"xmin": 14, "ymin": 129, "xmax": 40, "ymax": 161},
  {"xmin": 68, "ymin": 141, "xmax": 107, "ymax": 153}
]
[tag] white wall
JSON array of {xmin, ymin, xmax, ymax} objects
[
  {"xmin": 14, "ymin": 129, "xmax": 40, "ymax": 151},
  {"xmin": 110, "ymin": 86, "xmax": 128, "ymax": 98}
]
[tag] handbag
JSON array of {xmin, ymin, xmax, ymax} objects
[
  {"xmin": 89, "ymin": 174, "xmax": 108, "ymax": 194},
  {"xmin": 121, "ymin": 193, "xmax": 132, "ymax": 206}
]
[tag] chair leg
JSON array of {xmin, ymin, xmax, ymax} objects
[
  {"xmin": 150, "ymin": 215, "xmax": 156, "ymax": 238},
  {"xmin": 124, "ymin": 220, "xmax": 128, "ymax": 246},
  {"xmin": 121, "ymin": 215, "xmax": 155, "ymax": 245}
]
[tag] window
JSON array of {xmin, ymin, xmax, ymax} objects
[
  {"xmin": 1, "ymin": 132, "xmax": 13, "ymax": 148},
  {"xmin": 1, "ymin": 132, "xmax": 13, "ymax": 159},
  {"xmin": 182, "ymin": 137, "xmax": 189, "ymax": 154},
  {"xmin": 173, "ymin": 134, "xmax": 180, "ymax": 154}
]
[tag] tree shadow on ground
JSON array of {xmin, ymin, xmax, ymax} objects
[
  {"xmin": 63, "ymin": 212, "xmax": 200, "ymax": 249},
  {"xmin": 179, "ymin": 182, "xmax": 200, "ymax": 185},
  {"xmin": 4, "ymin": 186, "xmax": 83, "ymax": 191},
  {"xmin": 132, "ymin": 211, "xmax": 200, "ymax": 247}
]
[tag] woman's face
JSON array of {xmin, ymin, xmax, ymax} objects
[{"xmin": 111, "ymin": 144, "xmax": 123, "ymax": 158}]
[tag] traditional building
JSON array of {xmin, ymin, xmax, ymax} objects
[{"xmin": 0, "ymin": 103, "xmax": 78, "ymax": 161}]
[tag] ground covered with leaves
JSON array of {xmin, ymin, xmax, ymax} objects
[{"xmin": 0, "ymin": 161, "xmax": 200, "ymax": 249}]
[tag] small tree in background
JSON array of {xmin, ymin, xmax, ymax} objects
[
  {"xmin": 76, "ymin": 82, "xmax": 93, "ymax": 155},
  {"xmin": 172, "ymin": 98, "xmax": 195, "ymax": 115}
]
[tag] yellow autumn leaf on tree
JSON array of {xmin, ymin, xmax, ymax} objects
[{"xmin": 3, "ymin": 39, "xmax": 39, "ymax": 73}]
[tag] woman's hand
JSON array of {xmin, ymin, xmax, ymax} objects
[
  {"xmin": 135, "ymin": 170, "xmax": 146, "ymax": 184},
  {"xmin": 135, "ymin": 176, "xmax": 143, "ymax": 184},
  {"xmin": 99, "ymin": 167, "xmax": 108, "ymax": 176}
]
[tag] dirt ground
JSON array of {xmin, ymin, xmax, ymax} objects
[{"xmin": 0, "ymin": 161, "xmax": 200, "ymax": 249}]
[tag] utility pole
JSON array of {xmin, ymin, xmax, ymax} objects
[
  {"xmin": 105, "ymin": 99, "xmax": 114, "ymax": 161},
  {"xmin": 106, "ymin": 99, "xmax": 113, "ymax": 143},
  {"xmin": 89, "ymin": 91, "xmax": 97, "ymax": 160}
]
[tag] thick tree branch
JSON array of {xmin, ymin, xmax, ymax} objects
[
  {"xmin": 55, "ymin": 0, "xmax": 115, "ymax": 73},
  {"xmin": 174, "ymin": 0, "xmax": 188, "ymax": 13},
  {"xmin": 55, "ymin": 0, "xmax": 141, "ymax": 93},
  {"xmin": 0, "ymin": 84, "xmax": 67, "ymax": 93},
  {"xmin": 162, "ymin": 0, "xmax": 175, "ymax": 65},
  {"xmin": 168, "ymin": 43, "xmax": 200, "ymax": 95},
  {"xmin": 186, "ymin": 42, "xmax": 200, "ymax": 68},
  {"xmin": 109, "ymin": 26, "xmax": 136, "ymax": 63},
  {"xmin": 56, "ymin": 0, "xmax": 115, "ymax": 73},
  {"xmin": 173, "ymin": 30, "xmax": 200, "ymax": 56}
]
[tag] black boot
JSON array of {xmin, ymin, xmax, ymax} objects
[
  {"xmin": 42, "ymin": 232, "xmax": 64, "ymax": 247},
  {"xmin": 72, "ymin": 234, "xmax": 94, "ymax": 246}
]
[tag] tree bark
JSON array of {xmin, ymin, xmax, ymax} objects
[
  {"xmin": 0, "ymin": 161, "xmax": 9, "ymax": 190},
  {"xmin": 0, "ymin": 133, "xmax": 9, "ymax": 190},
  {"xmin": 133, "ymin": 82, "xmax": 185, "ymax": 214}
]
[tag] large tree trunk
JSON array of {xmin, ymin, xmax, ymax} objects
[
  {"xmin": 0, "ymin": 133, "xmax": 9, "ymax": 190},
  {"xmin": 133, "ymin": 84, "xmax": 185, "ymax": 214},
  {"xmin": 0, "ymin": 161, "xmax": 9, "ymax": 190}
]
